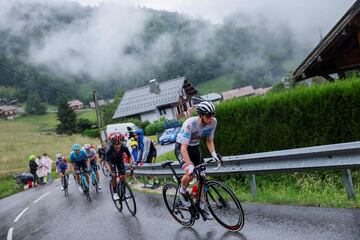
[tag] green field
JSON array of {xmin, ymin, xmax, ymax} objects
[
  {"xmin": 77, "ymin": 109, "xmax": 97, "ymax": 122},
  {"xmin": 196, "ymin": 73, "xmax": 236, "ymax": 94},
  {"xmin": 0, "ymin": 112, "xmax": 99, "ymax": 174}
]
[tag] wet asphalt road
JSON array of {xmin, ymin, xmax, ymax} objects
[
  {"xmin": 1, "ymin": 175, "xmax": 360, "ymax": 240},
  {"xmin": 156, "ymin": 142, "xmax": 175, "ymax": 156}
]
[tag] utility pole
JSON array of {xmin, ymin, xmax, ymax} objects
[{"xmin": 92, "ymin": 89, "xmax": 103, "ymax": 145}]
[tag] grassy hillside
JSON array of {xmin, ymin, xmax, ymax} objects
[
  {"xmin": 196, "ymin": 73, "xmax": 236, "ymax": 94},
  {"xmin": 77, "ymin": 109, "xmax": 97, "ymax": 122},
  {"xmin": 0, "ymin": 111, "xmax": 99, "ymax": 174}
]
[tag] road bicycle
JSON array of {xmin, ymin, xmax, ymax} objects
[
  {"xmin": 109, "ymin": 167, "xmax": 136, "ymax": 216},
  {"xmin": 60, "ymin": 171, "xmax": 69, "ymax": 196},
  {"xmin": 90, "ymin": 165, "xmax": 99, "ymax": 194},
  {"xmin": 78, "ymin": 169, "xmax": 91, "ymax": 202},
  {"xmin": 162, "ymin": 158, "xmax": 245, "ymax": 231}
]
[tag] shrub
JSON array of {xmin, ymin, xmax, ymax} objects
[
  {"xmin": 82, "ymin": 129, "xmax": 99, "ymax": 138},
  {"xmin": 200, "ymin": 77, "xmax": 360, "ymax": 156}
]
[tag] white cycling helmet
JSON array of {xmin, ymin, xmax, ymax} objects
[
  {"xmin": 56, "ymin": 153, "xmax": 62, "ymax": 159},
  {"xmin": 196, "ymin": 101, "xmax": 216, "ymax": 116},
  {"xmin": 84, "ymin": 144, "xmax": 91, "ymax": 150}
]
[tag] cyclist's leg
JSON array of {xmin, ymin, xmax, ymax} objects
[
  {"xmin": 59, "ymin": 171, "xmax": 64, "ymax": 189},
  {"xmin": 80, "ymin": 160, "xmax": 90, "ymax": 186},
  {"xmin": 92, "ymin": 159, "xmax": 100, "ymax": 185},
  {"xmin": 74, "ymin": 163, "xmax": 81, "ymax": 185}
]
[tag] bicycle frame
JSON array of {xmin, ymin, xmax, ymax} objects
[{"xmin": 79, "ymin": 170, "xmax": 89, "ymax": 191}]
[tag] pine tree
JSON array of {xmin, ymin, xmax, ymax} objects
[{"xmin": 56, "ymin": 99, "xmax": 77, "ymax": 134}]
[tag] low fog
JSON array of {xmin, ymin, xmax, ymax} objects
[{"xmin": 0, "ymin": 0, "xmax": 356, "ymax": 83}]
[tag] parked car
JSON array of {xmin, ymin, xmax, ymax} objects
[{"xmin": 159, "ymin": 127, "xmax": 180, "ymax": 145}]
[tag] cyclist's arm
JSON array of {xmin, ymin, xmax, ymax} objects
[
  {"xmin": 180, "ymin": 143, "xmax": 192, "ymax": 166},
  {"xmin": 206, "ymin": 138, "xmax": 215, "ymax": 155}
]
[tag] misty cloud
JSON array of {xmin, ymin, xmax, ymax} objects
[{"xmin": 0, "ymin": 0, "xmax": 357, "ymax": 84}]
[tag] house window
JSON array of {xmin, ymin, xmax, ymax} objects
[{"xmin": 159, "ymin": 108, "xmax": 167, "ymax": 115}]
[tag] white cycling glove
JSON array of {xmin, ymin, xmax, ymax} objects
[
  {"xmin": 211, "ymin": 151, "xmax": 220, "ymax": 162},
  {"xmin": 182, "ymin": 163, "xmax": 195, "ymax": 175}
]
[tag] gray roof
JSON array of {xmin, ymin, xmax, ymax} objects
[
  {"xmin": 200, "ymin": 92, "xmax": 222, "ymax": 101},
  {"xmin": 113, "ymin": 77, "xmax": 186, "ymax": 119},
  {"xmin": 0, "ymin": 105, "xmax": 17, "ymax": 111}
]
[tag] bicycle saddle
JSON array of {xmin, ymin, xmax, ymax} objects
[{"xmin": 161, "ymin": 160, "xmax": 174, "ymax": 168}]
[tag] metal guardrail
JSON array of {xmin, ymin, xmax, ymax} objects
[{"xmin": 134, "ymin": 141, "xmax": 360, "ymax": 199}]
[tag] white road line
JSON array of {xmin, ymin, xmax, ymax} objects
[
  {"xmin": 14, "ymin": 207, "xmax": 29, "ymax": 223},
  {"xmin": 56, "ymin": 186, "xmax": 61, "ymax": 190},
  {"xmin": 33, "ymin": 192, "xmax": 50, "ymax": 203},
  {"xmin": 7, "ymin": 227, "xmax": 13, "ymax": 240}
]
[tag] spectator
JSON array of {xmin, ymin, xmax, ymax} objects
[
  {"xmin": 36, "ymin": 156, "xmax": 47, "ymax": 185},
  {"xmin": 42, "ymin": 153, "xmax": 53, "ymax": 183},
  {"xmin": 28, "ymin": 155, "xmax": 39, "ymax": 187},
  {"xmin": 130, "ymin": 139, "xmax": 140, "ymax": 164},
  {"xmin": 134, "ymin": 129, "xmax": 159, "ymax": 188}
]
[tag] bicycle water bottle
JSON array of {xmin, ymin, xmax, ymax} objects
[{"xmin": 191, "ymin": 184, "xmax": 198, "ymax": 199}]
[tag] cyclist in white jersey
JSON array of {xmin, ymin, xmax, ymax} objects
[{"xmin": 175, "ymin": 101, "xmax": 221, "ymax": 220}]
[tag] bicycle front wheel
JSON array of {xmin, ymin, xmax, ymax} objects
[
  {"xmin": 122, "ymin": 181, "xmax": 137, "ymax": 216},
  {"xmin": 110, "ymin": 181, "xmax": 122, "ymax": 211},
  {"xmin": 205, "ymin": 180, "xmax": 244, "ymax": 231},
  {"xmin": 162, "ymin": 183, "xmax": 195, "ymax": 227}
]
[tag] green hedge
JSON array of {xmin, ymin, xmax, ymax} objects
[
  {"xmin": 145, "ymin": 119, "xmax": 165, "ymax": 135},
  {"xmin": 82, "ymin": 128, "xmax": 99, "ymax": 138},
  {"xmin": 204, "ymin": 78, "xmax": 360, "ymax": 156}
]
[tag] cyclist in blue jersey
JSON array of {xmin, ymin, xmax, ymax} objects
[
  {"xmin": 84, "ymin": 144, "xmax": 102, "ymax": 189},
  {"xmin": 175, "ymin": 101, "xmax": 221, "ymax": 220},
  {"xmin": 70, "ymin": 144, "xmax": 90, "ymax": 192},
  {"xmin": 55, "ymin": 153, "xmax": 69, "ymax": 191}
]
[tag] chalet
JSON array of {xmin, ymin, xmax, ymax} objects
[
  {"xmin": 0, "ymin": 105, "xmax": 18, "ymax": 119},
  {"xmin": 293, "ymin": 1, "xmax": 360, "ymax": 82},
  {"xmin": 89, "ymin": 99, "xmax": 106, "ymax": 108},
  {"xmin": 68, "ymin": 100, "xmax": 84, "ymax": 110},
  {"xmin": 221, "ymin": 86, "xmax": 255, "ymax": 100},
  {"xmin": 113, "ymin": 77, "xmax": 197, "ymax": 123}
]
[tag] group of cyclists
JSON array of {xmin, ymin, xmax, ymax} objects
[{"xmin": 54, "ymin": 100, "xmax": 220, "ymax": 219}]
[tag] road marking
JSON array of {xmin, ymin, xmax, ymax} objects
[
  {"xmin": 14, "ymin": 207, "xmax": 29, "ymax": 223},
  {"xmin": 33, "ymin": 192, "xmax": 50, "ymax": 203},
  {"xmin": 56, "ymin": 186, "xmax": 61, "ymax": 190},
  {"xmin": 7, "ymin": 227, "xmax": 13, "ymax": 240}
]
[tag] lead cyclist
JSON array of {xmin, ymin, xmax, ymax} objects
[{"xmin": 174, "ymin": 101, "xmax": 221, "ymax": 220}]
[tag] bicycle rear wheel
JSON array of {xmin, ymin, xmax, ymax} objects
[
  {"xmin": 101, "ymin": 161, "xmax": 110, "ymax": 177},
  {"xmin": 162, "ymin": 183, "xmax": 195, "ymax": 227},
  {"xmin": 122, "ymin": 181, "xmax": 137, "ymax": 216},
  {"xmin": 110, "ymin": 181, "xmax": 122, "ymax": 211},
  {"xmin": 82, "ymin": 175, "xmax": 91, "ymax": 202},
  {"xmin": 63, "ymin": 176, "xmax": 68, "ymax": 196},
  {"xmin": 91, "ymin": 172, "xmax": 99, "ymax": 194},
  {"xmin": 205, "ymin": 180, "xmax": 244, "ymax": 231}
]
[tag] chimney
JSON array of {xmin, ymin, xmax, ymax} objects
[{"xmin": 149, "ymin": 79, "xmax": 161, "ymax": 94}]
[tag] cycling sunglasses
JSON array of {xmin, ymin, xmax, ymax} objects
[{"xmin": 204, "ymin": 114, "xmax": 215, "ymax": 119}]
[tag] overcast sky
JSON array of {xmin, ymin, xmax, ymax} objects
[
  {"xmin": 73, "ymin": 0, "xmax": 356, "ymax": 47},
  {"xmin": 1, "ymin": 0, "xmax": 356, "ymax": 81}
]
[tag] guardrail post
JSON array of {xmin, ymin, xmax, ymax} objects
[
  {"xmin": 342, "ymin": 169, "xmax": 356, "ymax": 200},
  {"xmin": 249, "ymin": 174, "xmax": 257, "ymax": 197}
]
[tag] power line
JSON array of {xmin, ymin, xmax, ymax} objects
[{"xmin": 0, "ymin": 62, "xmax": 28, "ymax": 81}]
